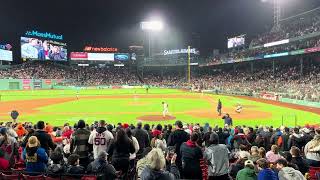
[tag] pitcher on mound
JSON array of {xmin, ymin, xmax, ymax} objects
[{"xmin": 162, "ymin": 101, "xmax": 170, "ymax": 118}]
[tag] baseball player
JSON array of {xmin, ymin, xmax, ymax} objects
[{"xmin": 162, "ymin": 102, "xmax": 169, "ymax": 118}]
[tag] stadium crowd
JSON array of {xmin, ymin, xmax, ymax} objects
[
  {"xmin": 195, "ymin": 63, "xmax": 320, "ymax": 102},
  {"xmin": 0, "ymin": 62, "xmax": 141, "ymax": 86},
  {"xmin": 0, "ymin": 119, "xmax": 319, "ymax": 180}
]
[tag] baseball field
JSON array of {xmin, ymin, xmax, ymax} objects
[{"xmin": 0, "ymin": 88, "xmax": 319, "ymax": 127}]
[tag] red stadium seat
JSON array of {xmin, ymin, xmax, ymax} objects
[
  {"xmin": 22, "ymin": 174, "xmax": 45, "ymax": 180},
  {"xmin": 0, "ymin": 172, "xmax": 20, "ymax": 180},
  {"xmin": 309, "ymin": 166, "xmax": 320, "ymax": 180},
  {"xmin": 81, "ymin": 175, "xmax": 97, "ymax": 180},
  {"xmin": 44, "ymin": 177, "xmax": 60, "ymax": 180}
]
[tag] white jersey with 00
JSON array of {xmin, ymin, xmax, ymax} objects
[{"xmin": 88, "ymin": 129, "xmax": 114, "ymax": 159}]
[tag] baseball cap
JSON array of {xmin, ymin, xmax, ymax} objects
[
  {"xmin": 245, "ymin": 160, "xmax": 254, "ymax": 166},
  {"xmin": 239, "ymin": 151, "xmax": 250, "ymax": 159}
]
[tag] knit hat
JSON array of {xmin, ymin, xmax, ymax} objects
[
  {"xmin": 28, "ymin": 136, "xmax": 39, "ymax": 148},
  {"xmin": 152, "ymin": 130, "xmax": 162, "ymax": 137}
]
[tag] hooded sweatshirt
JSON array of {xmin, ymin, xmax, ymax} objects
[
  {"xmin": 278, "ymin": 167, "xmax": 306, "ymax": 180},
  {"xmin": 236, "ymin": 167, "xmax": 257, "ymax": 180}
]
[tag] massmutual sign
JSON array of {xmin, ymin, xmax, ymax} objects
[
  {"xmin": 163, "ymin": 48, "xmax": 199, "ymax": 56},
  {"xmin": 25, "ymin": 30, "xmax": 63, "ymax": 40}
]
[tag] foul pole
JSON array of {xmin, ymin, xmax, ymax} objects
[{"xmin": 188, "ymin": 46, "xmax": 191, "ymax": 84}]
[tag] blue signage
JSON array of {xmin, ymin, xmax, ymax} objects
[
  {"xmin": 264, "ymin": 52, "xmax": 288, "ymax": 59},
  {"xmin": 25, "ymin": 30, "xmax": 63, "ymax": 40},
  {"xmin": 114, "ymin": 53, "xmax": 130, "ymax": 61}
]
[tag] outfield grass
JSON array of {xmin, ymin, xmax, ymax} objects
[{"xmin": 0, "ymin": 88, "xmax": 319, "ymax": 127}]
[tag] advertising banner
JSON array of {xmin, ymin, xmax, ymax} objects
[
  {"xmin": 70, "ymin": 52, "xmax": 88, "ymax": 60},
  {"xmin": 23, "ymin": 79, "xmax": 31, "ymax": 84},
  {"xmin": 305, "ymin": 47, "xmax": 320, "ymax": 54},
  {"xmin": 260, "ymin": 92, "xmax": 279, "ymax": 101},
  {"xmin": 0, "ymin": 49, "xmax": 13, "ymax": 61},
  {"xmin": 87, "ymin": 53, "xmax": 114, "ymax": 61},
  {"xmin": 290, "ymin": 49, "xmax": 305, "ymax": 55}
]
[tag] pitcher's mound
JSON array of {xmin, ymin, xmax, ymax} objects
[{"xmin": 137, "ymin": 115, "xmax": 176, "ymax": 121}]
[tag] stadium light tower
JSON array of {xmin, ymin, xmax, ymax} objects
[
  {"xmin": 272, "ymin": 0, "xmax": 281, "ymax": 31},
  {"xmin": 140, "ymin": 21, "xmax": 164, "ymax": 57}
]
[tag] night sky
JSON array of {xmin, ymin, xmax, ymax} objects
[{"xmin": 1, "ymin": 0, "xmax": 320, "ymax": 62}]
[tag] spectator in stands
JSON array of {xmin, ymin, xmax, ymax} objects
[
  {"xmin": 258, "ymin": 147, "xmax": 266, "ymax": 158},
  {"xmin": 70, "ymin": 120, "xmax": 91, "ymax": 168},
  {"xmin": 0, "ymin": 149, "xmax": 9, "ymax": 170},
  {"xmin": 280, "ymin": 127, "xmax": 290, "ymax": 152},
  {"xmin": 23, "ymin": 136, "xmax": 48, "ymax": 173},
  {"xmin": 256, "ymin": 158, "xmax": 278, "ymax": 180},
  {"xmin": 163, "ymin": 124, "xmax": 172, "ymax": 142},
  {"xmin": 231, "ymin": 128, "xmax": 251, "ymax": 151},
  {"xmin": 247, "ymin": 127, "xmax": 256, "ymax": 144},
  {"xmin": 125, "ymin": 128, "xmax": 139, "ymax": 165},
  {"xmin": 236, "ymin": 160, "xmax": 257, "ymax": 180},
  {"xmin": 0, "ymin": 127, "xmax": 18, "ymax": 167},
  {"xmin": 140, "ymin": 148, "xmax": 180, "ymax": 180},
  {"xmin": 167, "ymin": 120, "xmax": 189, "ymax": 171},
  {"xmin": 66, "ymin": 154, "xmax": 85, "ymax": 175},
  {"xmin": 230, "ymin": 151, "xmax": 251, "ymax": 179},
  {"xmin": 304, "ymin": 128, "xmax": 320, "ymax": 167},
  {"xmin": 275, "ymin": 158, "xmax": 305, "ymax": 180},
  {"xmin": 34, "ymin": 121, "xmax": 56, "ymax": 155},
  {"xmin": 133, "ymin": 121, "xmax": 150, "ymax": 156},
  {"xmin": 249, "ymin": 146, "xmax": 261, "ymax": 163},
  {"xmin": 136, "ymin": 147, "xmax": 152, "ymax": 178},
  {"xmin": 62, "ymin": 126, "xmax": 73, "ymax": 139},
  {"xmin": 150, "ymin": 129, "xmax": 167, "ymax": 152},
  {"xmin": 290, "ymin": 146, "xmax": 309, "ymax": 175},
  {"xmin": 288, "ymin": 128, "xmax": 304, "ymax": 150},
  {"xmin": 266, "ymin": 145, "xmax": 283, "ymax": 163},
  {"xmin": 107, "ymin": 128, "xmax": 135, "ymax": 176},
  {"xmin": 180, "ymin": 132, "xmax": 203, "ymax": 179},
  {"xmin": 87, "ymin": 151, "xmax": 117, "ymax": 180},
  {"xmin": 47, "ymin": 148, "xmax": 66, "ymax": 177},
  {"xmin": 88, "ymin": 120, "xmax": 114, "ymax": 160},
  {"xmin": 203, "ymin": 126, "xmax": 213, "ymax": 146},
  {"xmin": 204, "ymin": 132, "xmax": 230, "ymax": 180}
]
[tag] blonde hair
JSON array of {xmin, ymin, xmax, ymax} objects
[{"xmin": 146, "ymin": 148, "xmax": 166, "ymax": 171}]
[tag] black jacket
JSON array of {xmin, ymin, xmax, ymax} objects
[
  {"xmin": 107, "ymin": 139, "xmax": 135, "ymax": 161},
  {"xmin": 66, "ymin": 165, "xmax": 85, "ymax": 175},
  {"xmin": 132, "ymin": 128, "xmax": 150, "ymax": 154},
  {"xmin": 180, "ymin": 142, "xmax": 203, "ymax": 179},
  {"xmin": 47, "ymin": 164, "xmax": 66, "ymax": 177},
  {"xmin": 167, "ymin": 129, "xmax": 189, "ymax": 169},
  {"xmin": 34, "ymin": 130, "xmax": 56, "ymax": 154},
  {"xmin": 291, "ymin": 157, "xmax": 309, "ymax": 175},
  {"xmin": 87, "ymin": 159, "xmax": 117, "ymax": 180}
]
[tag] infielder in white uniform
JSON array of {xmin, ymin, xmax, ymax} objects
[{"xmin": 162, "ymin": 102, "xmax": 169, "ymax": 118}]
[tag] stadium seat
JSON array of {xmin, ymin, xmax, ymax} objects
[
  {"xmin": 309, "ymin": 166, "xmax": 320, "ymax": 180},
  {"xmin": 81, "ymin": 175, "xmax": 97, "ymax": 180},
  {"xmin": 0, "ymin": 172, "xmax": 20, "ymax": 180},
  {"xmin": 22, "ymin": 174, "xmax": 45, "ymax": 180}
]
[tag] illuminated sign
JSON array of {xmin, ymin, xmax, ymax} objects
[
  {"xmin": 264, "ymin": 39, "xmax": 289, "ymax": 48},
  {"xmin": 25, "ymin": 30, "xmax": 63, "ymax": 40},
  {"xmin": 264, "ymin": 52, "xmax": 289, "ymax": 58},
  {"xmin": 163, "ymin": 48, "xmax": 199, "ymax": 56},
  {"xmin": 84, "ymin": 46, "xmax": 118, "ymax": 52},
  {"xmin": 0, "ymin": 43, "xmax": 12, "ymax": 50}
]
